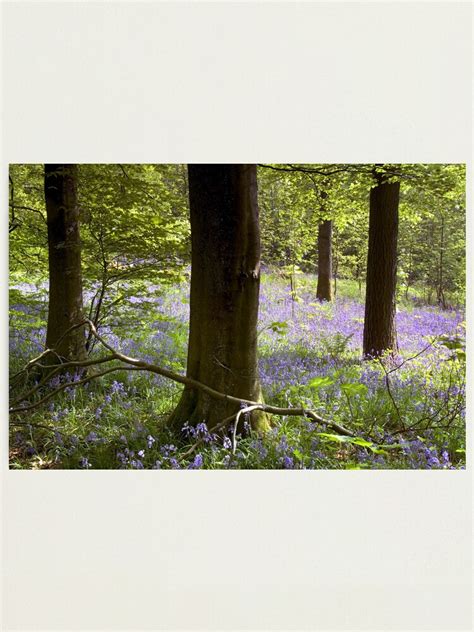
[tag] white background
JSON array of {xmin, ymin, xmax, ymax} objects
[{"xmin": 1, "ymin": 2, "xmax": 472, "ymax": 630}]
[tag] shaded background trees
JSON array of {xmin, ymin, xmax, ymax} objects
[
  {"xmin": 9, "ymin": 162, "xmax": 466, "ymax": 367},
  {"xmin": 316, "ymin": 219, "xmax": 333, "ymax": 302}
]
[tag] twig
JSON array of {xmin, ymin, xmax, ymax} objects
[
  {"xmin": 10, "ymin": 366, "xmax": 146, "ymax": 414},
  {"xmin": 9, "ymin": 204, "xmax": 46, "ymax": 221},
  {"xmin": 232, "ymin": 405, "xmax": 263, "ymax": 454},
  {"xmin": 386, "ymin": 341, "xmax": 436, "ymax": 374},
  {"xmin": 377, "ymin": 356, "xmax": 404, "ymax": 429},
  {"xmin": 10, "ymin": 421, "xmax": 67, "ymax": 435},
  {"xmin": 11, "ymin": 355, "xmax": 116, "ymax": 406}
]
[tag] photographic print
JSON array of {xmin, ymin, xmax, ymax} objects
[
  {"xmin": 3, "ymin": 1, "xmax": 472, "ymax": 630},
  {"xmin": 9, "ymin": 163, "xmax": 466, "ymax": 470}
]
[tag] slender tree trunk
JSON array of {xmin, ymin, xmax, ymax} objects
[
  {"xmin": 168, "ymin": 164, "xmax": 269, "ymax": 433},
  {"xmin": 357, "ymin": 263, "xmax": 363, "ymax": 295},
  {"xmin": 333, "ymin": 227, "xmax": 338, "ymax": 298},
  {"xmin": 316, "ymin": 219, "xmax": 333, "ymax": 301},
  {"xmin": 45, "ymin": 164, "xmax": 86, "ymax": 361},
  {"xmin": 363, "ymin": 178, "xmax": 400, "ymax": 357},
  {"xmin": 437, "ymin": 215, "xmax": 446, "ymax": 309},
  {"xmin": 404, "ymin": 244, "xmax": 413, "ymax": 301}
]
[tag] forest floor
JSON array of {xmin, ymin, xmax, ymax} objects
[{"xmin": 9, "ymin": 273, "xmax": 466, "ymax": 469}]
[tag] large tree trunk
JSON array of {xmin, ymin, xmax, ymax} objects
[
  {"xmin": 45, "ymin": 164, "xmax": 86, "ymax": 361},
  {"xmin": 168, "ymin": 164, "xmax": 269, "ymax": 433},
  {"xmin": 363, "ymin": 178, "xmax": 400, "ymax": 357},
  {"xmin": 316, "ymin": 219, "xmax": 333, "ymax": 301}
]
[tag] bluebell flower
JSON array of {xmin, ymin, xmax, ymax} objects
[
  {"xmin": 441, "ymin": 450, "xmax": 450, "ymax": 466},
  {"xmin": 79, "ymin": 457, "xmax": 91, "ymax": 469},
  {"xmin": 117, "ymin": 452, "xmax": 127, "ymax": 464},
  {"xmin": 188, "ymin": 454, "xmax": 203, "ymax": 469},
  {"xmin": 181, "ymin": 422, "xmax": 197, "ymax": 439},
  {"xmin": 425, "ymin": 450, "xmax": 440, "ymax": 468},
  {"xmin": 147, "ymin": 435, "xmax": 156, "ymax": 448},
  {"xmin": 110, "ymin": 380, "xmax": 125, "ymax": 395},
  {"xmin": 283, "ymin": 455, "xmax": 294, "ymax": 469},
  {"xmin": 196, "ymin": 422, "xmax": 208, "ymax": 436},
  {"xmin": 277, "ymin": 435, "xmax": 288, "ymax": 453},
  {"xmin": 160, "ymin": 444, "xmax": 177, "ymax": 457},
  {"xmin": 50, "ymin": 375, "xmax": 61, "ymax": 388}
]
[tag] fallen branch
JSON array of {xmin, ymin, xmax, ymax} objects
[{"xmin": 10, "ymin": 319, "xmax": 356, "ymax": 440}]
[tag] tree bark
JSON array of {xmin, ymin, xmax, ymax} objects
[
  {"xmin": 45, "ymin": 164, "xmax": 86, "ymax": 361},
  {"xmin": 363, "ymin": 178, "xmax": 400, "ymax": 357},
  {"xmin": 168, "ymin": 164, "xmax": 269, "ymax": 433},
  {"xmin": 437, "ymin": 215, "xmax": 447, "ymax": 309},
  {"xmin": 316, "ymin": 219, "xmax": 333, "ymax": 301}
]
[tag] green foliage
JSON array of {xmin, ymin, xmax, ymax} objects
[
  {"xmin": 397, "ymin": 165, "xmax": 465, "ymax": 307},
  {"xmin": 258, "ymin": 163, "xmax": 465, "ymax": 307},
  {"xmin": 318, "ymin": 332, "xmax": 354, "ymax": 360},
  {"xmin": 9, "ymin": 163, "xmax": 191, "ymax": 332},
  {"xmin": 258, "ymin": 320, "xmax": 289, "ymax": 337}
]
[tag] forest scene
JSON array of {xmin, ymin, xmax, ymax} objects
[{"xmin": 8, "ymin": 163, "xmax": 466, "ymax": 470}]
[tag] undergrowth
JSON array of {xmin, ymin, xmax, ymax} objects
[{"xmin": 9, "ymin": 273, "xmax": 466, "ymax": 470}]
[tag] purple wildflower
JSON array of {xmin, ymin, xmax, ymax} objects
[{"xmin": 283, "ymin": 455, "xmax": 294, "ymax": 469}]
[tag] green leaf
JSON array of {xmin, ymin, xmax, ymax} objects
[
  {"xmin": 369, "ymin": 447, "xmax": 388, "ymax": 455},
  {"xmin": 269, "ymin": 320, "xmax": 288, "ymax": 332},
  {"xmin": 341, "ymin": 382, "xmax": 368, "ymax": 397},
  {"xmin": 350, "ymin": 437, "xmax": 374, "ymax": 448},
  {"xmin": 293, "ymin": 449, "xmax": 304, "ymax": 460},
  {"xmin": 308, "ymin": 376, "xmax": 335, "ymax": 389},
  {"xmin": 318, "ymin": 433, "xmax": 380, "ymax": 451},
  {"xmin": 438, "ymin": 335, "xmax": 465, "ymax": 351},
  {"xmin": 378, "ymin": 443, "xmax": 403, "ymax": 451},
  {"xmin": 317, "ymin": 432, "xmax": 350, "ymax": 443}
]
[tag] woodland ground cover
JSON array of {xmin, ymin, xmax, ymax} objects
[{"xmin": 9, "ymin": 272, "xmax": 465, "ymax": 470}]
